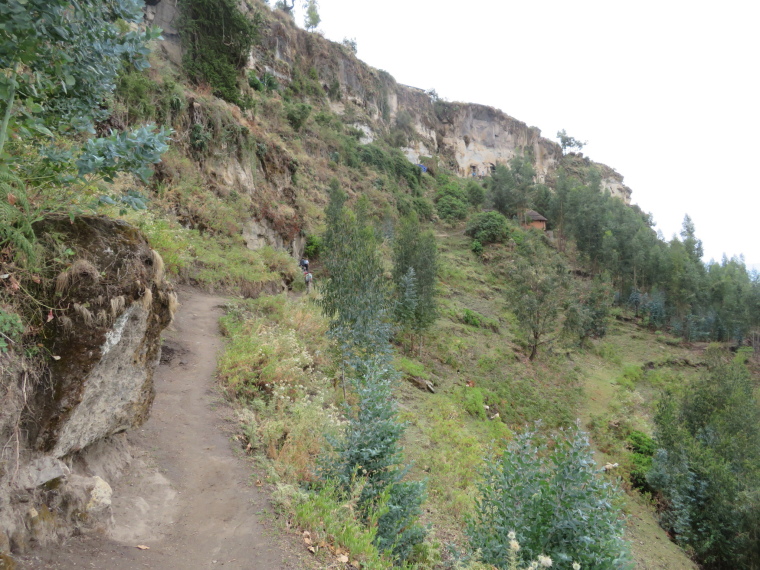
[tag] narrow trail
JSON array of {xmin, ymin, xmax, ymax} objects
[{"xmin": 19, "ymin": 288, "xmax": 310, "ymax": 570}]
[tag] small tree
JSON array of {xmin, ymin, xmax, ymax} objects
[
  {"xmin": 648, "ymin": 348, "xmax": 760, "ymax": 568},
  {"xmin": 509, "ymin": 253, "xmax": 567, "ymax": 360},
  {"xmin": 556, "ymin": 129, "xmax": 586, "ymax": 153},
  {"xmin": 488, "ymin": 156, "xmax": 536, "ymax": 218},
  {"xmin": 321, "ymin": 364, "xmax": 427, "ymax": 561},
  {"xmin": 563, "ymin": 277, "xmax": 614, "ymax": 345},
  {"xmin": 320, "ymin": 183, "xmax": 392, "ymax": 377},
  {"xmin": 304, "ymin": 0, "xmax": 321, "ymax": 31},
  {"xmin": 392, "ymin": 214, "xmax": 438, "ymax": 353},
  {"xmin": 467, "ymin": 424, "xmax": 631, "ymax": 569}
]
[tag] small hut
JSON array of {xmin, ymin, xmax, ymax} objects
[{"xmin": 524, "ymin": 210, "xmax": 547, "ymax": 231}]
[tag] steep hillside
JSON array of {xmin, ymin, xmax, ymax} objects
[{"xmin": 2, "ymin": 1, "xmax": 757, "ymax": 569}]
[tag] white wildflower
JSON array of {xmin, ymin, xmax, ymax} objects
[
  {"xmin": 509, "ymin": 539, "xmax": 520, "ymax": 552},
  {"xmin": 537, "ymin": 554, "xmax": 552, "ymax": 567},
  {"xmin": 572, "ymin": 563, "xmax": 581, "ymax": 570},
  {"xmin": 507, "ymin": 530, "xmax": 516, "ymax": 540}
]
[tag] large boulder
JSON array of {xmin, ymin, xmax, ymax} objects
[{"xmin": 0, "ymin": 216, "xmax": 176, "ymax": 556}]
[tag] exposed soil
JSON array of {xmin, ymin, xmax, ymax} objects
[{"xmin": 17, "ymin": 288, "xmax": 313, "ymax": 570}]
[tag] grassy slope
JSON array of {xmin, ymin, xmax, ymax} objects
[
  {"xmin": 395, "ymin": 230, "xmax": 698, "ymax": 568},
  {"xmin": 212, "ymin": 228, "xmax": 700, "ymax": 568},
  {"xmin": 102, "ymin": 25, "xmax": 700, "ymax": 567}
]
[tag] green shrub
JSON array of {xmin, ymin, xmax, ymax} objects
[
  {"xmin": 467, "ymin": 424, "xmax": 631, "ymax": 569},
  {"xmin": 411, "ymin": 197, "xmax": 434, "ymax": 220},
  {"xmin": 462, "ymin": 308, "xmax": 483, "ymax": 328},
  {"xmin": 471, "ymin": 240, "xmax": 483, "ymax": 256},
  {"xmin": 435, "ymin": 181, "xmax": 467, "ymax": 203},
  {"xmin": 179, "ymin": 0, "xmax": 261, "ymax": 105},
  {"xmin": 247, "ymin": 72, "xmax": 263, "ymax": 91},
  {"xmin": 462, "ymin": 386, "xmax": 486, "ymax": 419},
  {"xmin": 466, "ymin": 180, "xmax": 485, "ymax": 207},
  {"xmin": 465, "ymin": 211, "xmax": 509, "ymax": 244},
  {"xmin": 0, "ymin": 309, "xmax": 24, "ymax": 352},
  {"xmin": 616, "ymin": 364, "xmax": 643, "ymax": 390},
  {"xmin": 303, "ymin": 234, "xmax": 321, "ymax": 259},
  {"xmin": 285, "ymin": 102, "xmax": 312, "ymax": 131},
  {"xmin": 626, "ymin": 430, "xmax": 655, "ymax": 491},
  {"xmin": 436, "ymin": 195, "xmax": 467, "ymax": 221},
  {"xmin": 320, "ymin": 369, "xmax": 427, "ymax": 563}
]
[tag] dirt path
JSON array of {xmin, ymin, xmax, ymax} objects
[{"xmin": 18, "ymin": 288, "xmax": 310, "ymax": 569}]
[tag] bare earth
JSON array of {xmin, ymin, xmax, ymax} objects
[{"xmin": 18, "ymin": 288, "xmax": 311, "ymax": 570}]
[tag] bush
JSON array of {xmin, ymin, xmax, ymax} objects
[
  {"xmin": 465, "ymin": 211, "xmax": 509, "ymax": 244},
  {"xmin": 303, "ymin": 234, "xmax": 321, "ymax": 259},
  {"xmin": 626, "ymin": 430, "xmax": 654, "ymax": 492},
  {"xmin": 436, "ymin": 195, "xmax": 467, "ymax": 221},
  {"xmin": 461, "ymin": 386, "xmax": 486, "ymax": 419},
  {"xmin": 286, "ymin": 102, "xmax": 312, "ymax": 131},
  {"xmin": 466, "ymin": 180, "xmax": 485, "ymax": 207},
  {"xmin": 467, "ymin": 424, "xmax": 631, "ymax": 569},
  {"xmin": 179, "ymin": 0, "xmax": 260, "ymax": 105},
  {"xmin": 0, "ymin": 309, "xmax": 24, "ymax": 352}
]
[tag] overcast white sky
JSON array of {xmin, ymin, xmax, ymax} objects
[{"xmin": 288, "ymin": 0, "xmax": 760, "ymax": 269}]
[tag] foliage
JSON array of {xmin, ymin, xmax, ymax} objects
[
  {"xmin": 358, "ymin": 144, "xmax": 420, "ymax": 190},
  {"xmin": 249, "ymin": 71, "xmax": 279, "ymax": 93},
  {"xmin": 648, "ymin": 349, "xmax": 760, "ymax": 568},
  {"xmin": 115, "ymin": 71, "xmax": 185, "ymax": 127},
  {"xmin": 508, "ymin": 248, "xmax": 568, "ymax": 360},
  {"xmin": 488, "ymin": 155, "xmax": 536, "ymax": 218},
  {"xmin": 285, "ymin": 102, "xmax": 312, "ymax": 131},
  {"xmin": 290, "ymin": 480, "xmax": 392, "ymax": 569},
  {"xmin": 626, "ymin": 430, "xmax": 655, "ymax": 492},
  {"xmin": 320, "ymin": 366, "xmax": 427, "ymax": 562},
  {"xmin": 466, "ymin": 180, "xmax": 486, "ymax": 207},
  {"xmin": 562, "ymin": 277, "xmax": 613, "ymax": 345},
  {"xmin": 303, "ymin": 0, "xmax": 321, "ymax": 31},
  {"xmin": 392, "ymin": 214, "xmax": 438, "ymax": 350},
  {"xmin": 436, "ymin": 194, "xmax": 468, "ymax": 221},
  {"xmin": 179, "ymin": 0, "xmax": 261, "ymax": 104},
  {"xmin": 342, "ymin": 37, "xmax": 358, "ymax": 54},
  {"xmin": 0, "ymin": 171, "xmax": 40, "ymax": 264},
  {"xmin": 556, "ymin": 129, "xmax": 586, "ymax": 152},
  {"xmin": 467, "ymin": 424, "xmax": 631, "ymax": 570},
  {"xmin": 465, "ymin": 211, "xmax": 510, "ymax": 245},
  {"xmin": 0, "ymin": 307, "xmax": 24, "ymax": 352},
  {"xmin": 303, "ymin": 234, "xmax": 321, "ymax": 259},
  {"xmin": 319, "ymin": 184, "xmax": 392, "ymax": 373},
  {"xmin": 0, "ymin": 0, "xmax": 168, "ymax": 174}
]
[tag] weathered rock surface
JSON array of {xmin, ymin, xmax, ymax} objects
[{"xmin": 0, "ymin": 216, "xmax": 175, "ymax": 559}]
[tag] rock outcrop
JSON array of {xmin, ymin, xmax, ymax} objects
[{"xmin": 0, "ymin": 216, "xmax": 176, "ymax": 556}]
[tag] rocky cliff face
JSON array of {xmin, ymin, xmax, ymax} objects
[
  {"xmin": 146, "ymin": 0, "xmax": 632, "ymax": 236},
  {"xmin": 250, "ymin": 3, "xmax": 632, "ymax": 203},
  {"xmin": 0, "ymin": 217, "xmax": 175, "ymax": 555}
]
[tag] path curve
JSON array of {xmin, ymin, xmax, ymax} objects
[{"xmin": 19, "ymin": 288, "xmax": 308, "ymax": 569}]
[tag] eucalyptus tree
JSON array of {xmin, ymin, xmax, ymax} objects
[
  {"xmin": 392, "ymin": 213, "xmax": 438, "ymax": 354},
  {"xmin": 0, "ymin": 0, "xmax": 168, "ymax": 175},
  {"xmin": 320, "ymin": 184, "xmax": 393, "ymax": 377}
]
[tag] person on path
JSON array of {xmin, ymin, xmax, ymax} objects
[{"xmin": 304, "ymin": 270, "xmax": 313, "ymax": 293}]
